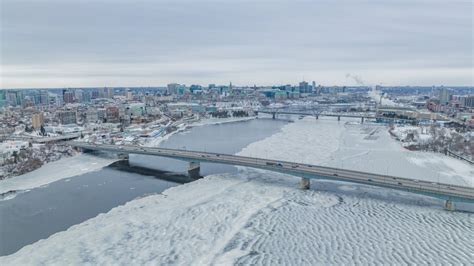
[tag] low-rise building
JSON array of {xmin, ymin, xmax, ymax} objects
[
  {"xmin": 57, "ymin": 110, "xmax": 77, "ymax": 125},
  {"xmin": 106, "ymin": 106, "xmax": 120, "ymax": 123}
]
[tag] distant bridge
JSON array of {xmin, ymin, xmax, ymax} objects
[
  {"xmin": 257, "ymin": 109, "xmax": 375, "ymax": 122},
  {"xmin": 256, "ymin": 109, "xmax": 442, "ymax": 124},
  {"xmin": 69, "ymin": 142, "xmax": 474, "ymax": 210}
]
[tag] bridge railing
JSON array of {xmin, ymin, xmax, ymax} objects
[{"xmin": 69, "ymin": 142, "xmax": 474, "ymax": 194}]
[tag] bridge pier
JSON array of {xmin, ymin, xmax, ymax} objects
[
  {"xmin": 300, "ymin": 177, "xmax": 310, "ymax": 190},
  {"xmin": 117, "ymin": 153, "xmax": 129, "ymax": 160},
  {"xmin": 444, "ymin": 198, "xmax": 455, "ymax": 211},
  {"xmin": 188, "ymin": 161, "xmax": 201, "ymax": 179}
]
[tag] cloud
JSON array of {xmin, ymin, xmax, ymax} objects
[{"xmin": 1, "ymin": 0, "xmax": 472, "ymax": 87}]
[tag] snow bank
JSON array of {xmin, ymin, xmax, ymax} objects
[
  {"xmin": 189, "ymin": 116, "xmax": 256, "ymax": 127},
  {"xmin": 1, "ymin": 169, "xmax": 471, "ymax": 265},
  {"xmin": 0, "ymin": 154, "xmax": 116, "ymax": 196},
  {"xmin": 390, "ymin": 125, "xmax": 433, "ymax": 144},
  {"xmin": 144, "ymin": 123, "xmax": 187, "ymax": 147}
]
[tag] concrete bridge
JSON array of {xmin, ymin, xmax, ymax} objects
[
  {"xmin": 68, "ymin": 142, "xmax": 474, "ymax": 210},
  {"xmin": 257, "ymin": 109, "xmax": 376, "ymax": 123},
  {"xmin": 257, "ymin": 109, "xmax": 439, "ymax": 124}
]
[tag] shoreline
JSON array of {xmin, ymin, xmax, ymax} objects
[
  {"xmin": 0, "ymin": 116, "xmax": 258, "ymax": 198},
  {"xmin": 0, "ymin": 153, "xmax": 117, "ymax": 197}
]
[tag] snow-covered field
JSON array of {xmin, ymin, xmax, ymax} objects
[{"xmin": 1, "ymin": 117, "xmax": 473, "ymax": 264}]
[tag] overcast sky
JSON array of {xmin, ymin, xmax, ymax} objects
[{"xmin": 1, "ymin": 0, "xmax": 472, "ymax": 88}]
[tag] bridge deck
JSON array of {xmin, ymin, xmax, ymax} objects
[
  {"xmin": 257, "ymin": 110, "xmax": 376, "ymax": 118},
  {"xmin": 68, "ymin": 142, "xmax": 474, "ymax": 202}
]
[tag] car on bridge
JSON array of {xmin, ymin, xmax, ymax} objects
[{"xmin": 266, "ymin": 162, "xmax": 283, "ymax": 167}]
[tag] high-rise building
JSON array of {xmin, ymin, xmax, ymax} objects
[
  {"xmin": 40, "ymin": 91, "xmax": 49, "ymax": 106},
  {"xmin": 32, "ymin": 92, "xmax": 42, "ymax": 105},
  {"xmin": 299, "ymin": 81, "xmax": 310, "ymax": 93},
  {"xmin": 75, "ymin": 90, "xmax": 84, "ymax": 103},
  {"xmin": 438, "ymin": 88, "xmax": 452, "ymax": 105},
  {"xmin": 6, "ymin": 91, "xmax": 23, "ymax": 106},
  {"xmin": 91, "ymin": 90, "xmax": 99, "ymax": 99},
  {"xmin": 98, "ymin": 88, "xmax": 107, "ymax": 98},
  {"xmin": 32, "ymin": 112, "xmax": 44, "ymax": 129},
  {"xmin": 461, "ymin": 95, "xmax": 474, "ymax": 108},
  {"xmin": 126, "ymin": 90, "xmax": 133, "ymax": 100},
  {"xmin": 82, "ymin": 90, "xmax": 92, "ymax": 103},
  {"xmin": 107, "ymin": 87, "xmax": 114, "ymax": 98},
  {"xmin": 63, "ymin": 90, "xmax": 75, "ymax": 104},
  {"xmin": 167, "ymin": 83, "xmax": 180, "ymax": 95},
  {"xmin": 0, "ymin": 90, "xmax": 5, "ymax": 108},
  {"xmin": 54, "ymin": 94, "xmax": 63, "ymax": 107}
]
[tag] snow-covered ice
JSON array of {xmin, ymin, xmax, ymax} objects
[
  {"xmin": 1, "ymin": 169, "xmax": 472, "ymax": 265},
  {"xmin": 0, "ymin": 154, "xmax": 116, "ymax": 197},
  {"xmin": 1, "ymin": 117, "xmax": 473, "ymax": 264},
  {"xmin": 239, "ymin": 117, "xmax": 473, "ymax": 187}
]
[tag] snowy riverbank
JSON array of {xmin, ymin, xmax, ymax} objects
[
  {"xmin": 146, "ymin": 116, "xmax": 256, "ymax": 147},
  {"xmin": 2, "ymin": 117, "xmax": 472, "ymax": 264},
  {"xmin": 0, "ymin": 154, "xmax": 116, "ymax": 198},
  {"xmin": 0, "ymin": 116, "xmax": 257, "ymax": 198}
]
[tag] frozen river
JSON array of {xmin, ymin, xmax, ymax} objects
[
  {"xmin": 1, "ymin": 117, "xmax": 472, "ymax": 264},
  {"xmin": 0, "ymin": 119, "xmax": 288, "ymax": 256}
]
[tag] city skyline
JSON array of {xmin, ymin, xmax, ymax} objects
[{"xmin": 1, "ymin": 0, "xmax": 472, "ymax": 88}]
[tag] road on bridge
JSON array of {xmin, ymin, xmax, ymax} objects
[{"xmin": 68, "ymin": 142, "xmax": 474, "ymax": 203}]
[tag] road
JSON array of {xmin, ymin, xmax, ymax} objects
[
  {"xmin": 7, "ymin": 133, "xmax": 82, "ymax": 143},
  {"xmin": 68, "ymin": 142, "xmax": 474, "ymax": 202}
]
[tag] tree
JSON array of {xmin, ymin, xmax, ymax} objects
[
  {"xmin": 40, "ymin": 125, "xmax": 46, "ymax": 136},
  {"xmin": 12, "ymin": 151, "xmax": 18, "ymax": 164}
]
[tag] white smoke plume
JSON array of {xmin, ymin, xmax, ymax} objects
[{"xmin": 345, "ymin": 73, "xmax": 365, "ymax": 85}]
